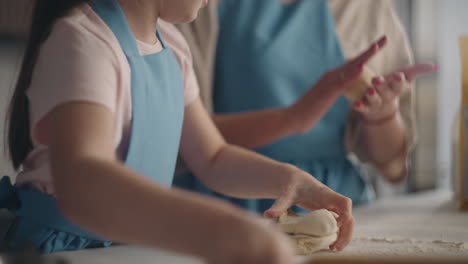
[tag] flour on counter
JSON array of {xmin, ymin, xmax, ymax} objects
[
  {"xmin": 311, "ymin": 236, "xmax": 468, "ymax": 258},
  {"xmin": 432, "ymin": 240, "xmax": 468, "ymax": 249}
]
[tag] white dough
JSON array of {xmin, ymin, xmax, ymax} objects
[
  {"xmin": 292, "ymin": 233, "xmax": 338, "ymax": 255},
  {"xmin": 277, "ymin": 209, "xmax": 339, "ymax": 255},
  {"xmin": 278, "ymin": 209, "xmax": 338, "ymax": 237},
  {"xmin": 343, "ymin": 66, "xmax": 375, "ymax": 102}
]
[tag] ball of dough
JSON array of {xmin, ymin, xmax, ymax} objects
[
  {"xmin": 277, "ymin": 209, "xmax": 339, "ymax": 255},
  {"xmin": 278, "ymin": 209, "xmax": 338, "ymax": 237},
  {"xmin": 292, "ymin": 233, "xmax": 338, "ymax": 255},
  {"xmin": 343, "ymin": 66, "xmax": 375, "ymax": 102}
]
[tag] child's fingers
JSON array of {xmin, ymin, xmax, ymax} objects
[
  {"xmin": 264, "ymin": 196, "xmax": 293, "ymax": 218},
  {"xmin": 287, "ymin": 208, "xmax": 299, "ymax": 216},
  {"xmin": 264, "ymin": 185, "xmax": 297, "ymax": 218},
  {"xmin": 330, "ymin": 213, "xmax": 355, "ymax": 251},
  {"xmin": 402, "ymin": 63, "xmax": 437, "ymax": 81},
  {"xmin": 328, "ymin": 196, "xmax": 354, "ymax": 251}
]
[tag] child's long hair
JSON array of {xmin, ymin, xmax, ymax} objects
[{"xmin": 6, "ymin": 0, "xmax": 90, "ymax": 170}]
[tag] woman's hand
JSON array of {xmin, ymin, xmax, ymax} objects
[
  {"xmin": 289, "ymin": 36, "xmax": 387, "ymax": 133},
  {"xmin": 354, "ymin": 64, "xmax": 437, "ymax": 121},
  {"xmin": 263, "ymin": 169, "xmax": 354, "ymax": 252},
  {"xmin": 303, "ymin": 36, "xmax": 388, "ymax": 98},
  {"xmin": 318, "ymin": 36, "xmax": 389, "ymax": 95}
]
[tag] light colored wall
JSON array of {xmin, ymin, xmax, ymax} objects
[
  {"xmin": 409, "ymin": 0, "xmax": 439, "ymax": 190},
  {"xmin": 393, "ymin": 0, "xmax": 411, "ymax": 36},
  {"xmin": 0, "ymin": 0, "xmax": 31, "ymax": 34},
  {"xmin": 436, "ymin": 0, "xmax": 468, "ymax": 189}
]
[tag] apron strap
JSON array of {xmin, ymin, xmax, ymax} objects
[
  {"xmin": 90, "ymin": 0, "xmax": 169, "ymax": 56},
  {"xmin": 90, "ymin": 0, "xmax": 140, "ymax": 57}
]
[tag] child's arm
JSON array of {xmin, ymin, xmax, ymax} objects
[
  {"xmin": 209, "ymin": 37, "xmax": 386, "ymax": 149},
  {"xmin": 46, "ymin": 102, "xmax": 294, "ymax": 264},
  {"xmin": 180, "ymin": 99, "xmax": 353, "ymax": 251}
]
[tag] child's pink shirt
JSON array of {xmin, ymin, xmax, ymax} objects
[{"xmin": 16, "ymin": 4, "xmax": 200, "ymax": 194}]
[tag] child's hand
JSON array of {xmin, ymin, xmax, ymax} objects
[
  {"xmin": 205, "ymin": 213, "xmax": 295, "ymax": 264},
  {"xmin": 263, "ymin": 171, "xmax": 354, "ymax": 251},
  {"xmin": 353, "ymin": 64, "xmax": 437, "ymax": 122}
]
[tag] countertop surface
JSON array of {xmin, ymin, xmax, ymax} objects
[{"xmin": 51, "ymin": 190, "xmax": 468, "ymax": 263}]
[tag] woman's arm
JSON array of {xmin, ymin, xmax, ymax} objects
[
  {"xmin": 354, "ymin": 65, "xmax": 436, "ymax": 183},
  {"xmin": 212, "ymin": 101, "xmax": 329, "ymax": 150},
  {"xmin": 210, "ymin": 38, "xmax": 385, "ymax": 149},
  {"xmin": 359, "ymin": 105, "xmax": 408, "ymax": 183},
  {"xmin": 46, "ymin": 102, "xmax": 293, "ymax": 263},
  {"xmin": 331, "ymin": 0, "xmax": 428, "ymax": 183},
  {"xmin": 180, "ymin": 98, "xmax": 354, "ymax": 251}
]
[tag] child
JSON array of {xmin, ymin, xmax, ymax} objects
[{"xmin": 1, "ymin": 0, "xmax": 378, "ymax": 261}]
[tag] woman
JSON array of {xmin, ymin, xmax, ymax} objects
[{"xmin": 175, "ymin": 0, "xmax": 435, "ymax": 211}]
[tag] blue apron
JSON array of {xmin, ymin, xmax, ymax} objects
[
  {"xmin": 174, "ymin": 0, "xmax": 373, "ymax": 212},
  {"xmin": 0, "ymin": 0, "xmax": 184, "ymax": 253}
]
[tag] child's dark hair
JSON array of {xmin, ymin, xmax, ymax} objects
[{"xmin": 6, "ymin": 0, "xmax": 90, "ymax": 170}]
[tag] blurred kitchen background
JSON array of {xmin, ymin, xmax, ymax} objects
[{"xmin": 0, "ymin": 0, "xmax": 467, "ymax": 199}]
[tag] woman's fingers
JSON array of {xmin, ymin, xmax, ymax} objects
[
  {"xmin": 350, "ymin": 36, "xmax": 388, "ymax": 67},
  {"xmin": 352, "ymin": 63, "xmax": 436, "ymax": 104},
  {"xmin": 354, "ymin": 77, "xmax": 384, "ymax": 113},
  {"xmin": 376, "ymin": 78, "xmax": 398, "ymax": 102},
  {"xmin": 387, "ymin": 72, "xmax": 406, "ymax": 95},
  {"xmin": 334, "ymin": 36, "xmax": 387, "ymax": 89},
  {"xmin": 341, "ymin": 61, "xmax": 365, "ymax": 85},
  {"xmin": 401, "ymin": 63, "xmax": 437, "ymax": 81},
  {"xmin": 362, "ymin": 88, "xmax": 383, "ymax": 113}
]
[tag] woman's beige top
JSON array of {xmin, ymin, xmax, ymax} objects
[{"xmin": 176, "ymin": 0, "xmax": 416, "ymax": 164}]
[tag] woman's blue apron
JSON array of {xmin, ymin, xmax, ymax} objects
[
  {"xmin": 174, "ymin": 0, "xmax": 374, "ymax": 212},
  {"xmin": 0, "ymin": 0, "xmax": 184, "ymax": 253}
]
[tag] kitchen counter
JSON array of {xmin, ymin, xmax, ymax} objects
[
  {"xmin": 311, "ymin": 189, "xmax": 468, "ymax": 258},
  {"xmin": 52, "ymin": 189, "xmax": 468, "ymax": 263}
]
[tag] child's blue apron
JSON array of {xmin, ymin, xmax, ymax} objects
[
  {"xmin": 174, "ymin": 0, "xmax": 374, "ymax": 212},
  {"xmin": 0, "ymin": 0, "xmax": 184, "ymax": 253}
]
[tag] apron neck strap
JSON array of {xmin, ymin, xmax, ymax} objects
[{"xmin": 90, "ymin": 0, "xmax": 141, "ymax": 57}]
